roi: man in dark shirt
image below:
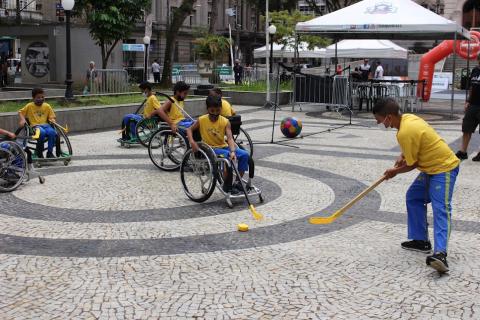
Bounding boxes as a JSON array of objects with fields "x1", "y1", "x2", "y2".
[
  {"x1": 456, "y1": 53, "x2": 480, "y2": 162},
  {"x1": 233, "y1": 60, "x2": 243, "y2": 85}
]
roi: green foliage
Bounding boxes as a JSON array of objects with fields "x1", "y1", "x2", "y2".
[
  {"x1": 222, "y1": 80, "x2": 292, "y2": 92},
  {"x1": 194, "y1": 34, "x2": 231, "y2": 61},
  {"x1": 267, "y1": 10, "x2": 331, "y2": 49},
  {"x1": 74, "y1": 0, "x2": 151, "y2": 68}
]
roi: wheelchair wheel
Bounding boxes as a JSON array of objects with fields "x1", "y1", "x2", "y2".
[
  {"x1": 136, "y1": 118, "x2": 162, "y2": 147},
  {"x1": 180, "y1": 143, "x2": 217, "y2": 203},
  {"x1": 54, "y1": 125, "x2": 73, "y2": 158},
  {"x1": 148, "y1": 129, "x2": 188, "y2": 171},
  {"x1": 0, "y1": 141, "x2": 27, "y2": 192},
  {"x1": 233, "y1": 127, "x2": 253, "y2": 157}
]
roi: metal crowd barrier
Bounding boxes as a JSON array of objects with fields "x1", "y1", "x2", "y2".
[{"x1": 89, "y1": 69, "x2": 129, "y2": 94}]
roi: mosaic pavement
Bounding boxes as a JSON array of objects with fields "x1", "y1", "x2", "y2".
[{"x1": 1, "y1": 104, "x2": 479, "y2": 319}]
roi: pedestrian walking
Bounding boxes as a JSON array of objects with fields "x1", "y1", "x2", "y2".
[{"x1": 152, "y1": 59, "x2": 161, "y2": 83}]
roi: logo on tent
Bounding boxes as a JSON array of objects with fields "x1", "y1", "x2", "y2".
[{"x1": 365, "y1": 1, "x2": 398, "y2": 14}]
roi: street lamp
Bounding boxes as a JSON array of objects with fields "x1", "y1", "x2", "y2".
[
  {"x1": 62, "y1": 0, "x2": 75, "y2": 99},
  {"x1": 268, "y1": 24, "x2": 277, "y2": 75},
  {"x1": 143, "y1": 35, "x2": 150, "y2": 82}
]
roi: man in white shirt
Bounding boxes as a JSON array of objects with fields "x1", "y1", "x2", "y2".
[
  {"x1": 359, "y1": 58, "x2": 371, "y2": 81},
  {"x1": 151, "y1": 59, "x2": 161, "y2": 83},
  {"x1": 374, "y1": 61, "x2": 384, "y2": 79}
]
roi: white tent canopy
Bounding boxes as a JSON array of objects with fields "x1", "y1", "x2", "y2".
[
  {"x1": 325, "y1": 39, "x2": 408, "y2": 59},
  {"x1": 254, "y1": 42, "x2": 326, "y2": 59},
  {"x1": 295, "y1": 0, "x2": 469, "y2": 40}
]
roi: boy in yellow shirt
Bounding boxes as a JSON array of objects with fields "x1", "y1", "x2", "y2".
[
  {"x1": 373, "y1": 98, "x2": 460, "y2": 273},
  {"x1": 18, "y1": 88, "x2": 56, "y2": 158},
  {"x1": 149, "y1": 81, "x2": 194, "y2": 132},
  {"x1": 186, "y1": 95, "x2": 249, "y2": 194},
  {"x1": 121, "y1": 81, "x2": 161, "y2": 142},
  {"x1": 209, "y1": 88, "x2": 236, "y2": 117}
]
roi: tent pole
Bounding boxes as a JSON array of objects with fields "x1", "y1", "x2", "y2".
[{"x1": 451, "y1": 32, "x2": 457, "y2": 119}]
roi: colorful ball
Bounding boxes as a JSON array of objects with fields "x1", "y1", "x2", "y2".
[{"x1": 280, "y1": 117, "x2": 302, "y2": 138}]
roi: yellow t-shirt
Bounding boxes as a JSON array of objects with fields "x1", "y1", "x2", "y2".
[
  {"x1": 198, "y1": 114, "x2": 229, "y2": 148},
  {"x1": 19, "y1": 102, "x2": 56, "y2": 127},
  {"x1": 143, "y1": 95, "x2": 161, "y2": 117},
  {"x1": 167, "y1": 97, "x2": 185, "y2": 124},
  {"x1": 397, "y1": 114, "x2": 459, "y2": 175},
  {"x1": 220, "y1": 99, "x2": 235, "y2": 117}
]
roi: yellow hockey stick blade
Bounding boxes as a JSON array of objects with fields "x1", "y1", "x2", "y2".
[
  {"x1": 249, "y1": 204, "x2": 263, "y2": 221},
  {"x1": 32, "y1": 128, "x2": 41, "y2": 140},
  {"x1": 309, "y1": 214, "x2": 339, "y2": 225}
]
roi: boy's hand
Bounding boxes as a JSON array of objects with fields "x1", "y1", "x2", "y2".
[
  {"x1": 191, "y1": 141, "x2": 199, "y2": 153},
  {"x1": 383, "y1": 168, "x2": 398, "y2": 180},
  {"x1": 7, "y1": 132, "x2": 16, "y2": 139},
  {"x1": 229, "y1": 150, "x2": 237, "y2": 161},
  {"x1": 394, "y1": 155, "x2": 406, "y2": 168},
  {"x1": 170, "y1": 123, "x2": 177, "y2": 133}
]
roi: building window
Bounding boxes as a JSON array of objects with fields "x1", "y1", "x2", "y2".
[
  {"x1": 189, "y1": 10, "x2": 196, "y2": 26},
  {"x1": 250, "y1": 13, "x2": 256, "y2": 30}
]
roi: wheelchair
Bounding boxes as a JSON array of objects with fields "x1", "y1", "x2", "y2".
[
  {"x1": 17, "y1": 121, "x2": 72, "y2": 167},
  {"x1": 179, "y1": 141, "x2": 263, "y2": 208},
  {"x1": 146, "y1": 93, "x2": 255, "y2": 172},
  {"x1": 118, "y1": 95, "x2": 165, "y2": 148},
  {"x1": 0, "y1": 129, "x2": 45, "y2": 192}
]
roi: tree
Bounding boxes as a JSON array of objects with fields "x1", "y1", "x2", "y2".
[
  {"x1": 194, "y1": 34, "x2": 231, "y2": 83},
  {"x1": 160, "y1": 0, "x2": 196, "y2": 87},
  {"x1": 74, "y1": 0, "x2": 151, "y2": 69},
  {"x1": 208, "y1": 0, "x2": 218, "y2": 34},
  {"x1": 268, "y1": 10, "x2": 330, "y2": 49}
]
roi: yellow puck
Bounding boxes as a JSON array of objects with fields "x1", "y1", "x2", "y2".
[{"x1": 237, "y1": 223, "x2": 249, "y2": 232}]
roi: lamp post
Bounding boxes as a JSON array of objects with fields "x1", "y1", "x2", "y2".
[
  {"x1": 143, "y1": 35, "x2": 150, "y2": 82},
  {"x1": 62, "y1": 0, "x2": 75, "y2": 99},
  {"x1": 268, "y1": 24, "x2": 276, "y2": 75}
]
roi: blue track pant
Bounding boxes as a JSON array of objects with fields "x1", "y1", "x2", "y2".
[
  {"x1": 122, "y1": 114, "x2": 143, "y2": 139},
  {"x1": 406, "y1": 166, "x2": 459, "y2": 253},
  {"x1": 36, "y1": 124, "x2": 56, "y2": 153},
  {"x1": 214, "y1": 147, "x2": 249, "y2": 172}
]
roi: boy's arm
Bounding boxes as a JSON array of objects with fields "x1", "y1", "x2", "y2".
[
  {"x1": 151, "y1": 101, "x2": 176, "y2": 131},
  {"x1": 0, "y1": 128, "x2": 15, "y2": 139},
  {"x1": 48, "y1": 106, "x2": 56, "y2": 123},
  {"x1": 384, "y1": 162, "x2": 417, "y2": 180},
  {"x1": 18, "y1": 107, "x2": 27, "y2": 127},
  {"x1": 186, "y1": 121, "x2": 200, "y2": 152},
  {"x1": 225, "y1": 122, "x2": 237, "y2": 161}
]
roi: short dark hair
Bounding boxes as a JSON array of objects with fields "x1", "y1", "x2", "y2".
[
  {"x1": 173, "y1": 81, "x2": 190, "y2": 94},
  {"x1": 210, "y1": 88, "x2": 223, "y2": 96},
  {"x1": 372, "y1": 98, "x2": 400, "y2": 116},
  {"x1": 139, "y1": 81, "x2": 153, "y2": 91},
  {"x1": 32, "y1": 88, "x2": 44, "y2": 98},
  {"x1": 206, "y1": 95, "x2": 222, "y2": 109}
]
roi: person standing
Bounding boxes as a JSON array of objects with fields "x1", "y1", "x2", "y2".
[
  {"x1": 233, "y1": 60, "x2": 243, "y2": 85},
  {"x1": 151, "y1": 59, "x2": 161, "y2": 83},
  {"x1": 359, "y1": 59, "x2": 371, "y2": 81},
  {"x1": 455, "y1": 53, "x2": 480, "y2": 161},
  {"x1": 374, "y1": 61, "x2": 384, "y2": 79},
  {"x1": 84, "y1": 61, "x2": 97, "y2": 95},
  {"x1": 373, "y1": 98, "x2": 460, "y2": 273}
]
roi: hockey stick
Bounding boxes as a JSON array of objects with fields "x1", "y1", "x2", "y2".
[
  {"x1": 231, "y1": 160, "x2": 263, "y2": 221},
  {"x1": 309, "y1": 176, "x2": 386, "y2": 224}
]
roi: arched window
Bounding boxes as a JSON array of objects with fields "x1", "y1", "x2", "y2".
[{"x1": 463, "y1": 0, "x2": 480, "y2": 29}]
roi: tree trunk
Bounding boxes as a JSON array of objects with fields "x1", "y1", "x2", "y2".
[
  {"x1": 209, "y1": 0, "x2": 218, "y2": 34},
  {"x1": 160, "y1": 0, "x2": 196, "y2": 88}
]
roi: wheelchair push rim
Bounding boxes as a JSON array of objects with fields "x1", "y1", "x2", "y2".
[
  {"x1": 136, "y1": 118, "x2": 163, "y2": 148},
  {"x1": 0, "y1": 141, "x2": 27, "y2": 192},
  {"x1": 233, "y1": 127, "x2": 253, "y2": 157},
  {"x1": 148, "y1": 129, "x2": 188, "y2": 171},
  {"x1": 180, "y1": 145, "x2": 217, "y2": 203}
]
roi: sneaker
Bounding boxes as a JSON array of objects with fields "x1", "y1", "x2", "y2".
[
  {"x1": 46, "y1": 152, "x2": 55, "y2": 159},
  {"x1": 472, "y1": 152, "x2": 480, "y2": 162},
  {"x1": 426, "y1": 252, "x2": 449, "y2": 273},
  {"x1": 401, "y1": 240, "x2": 432, "y2": 253},
  {"x1": 455, "y1": 151, "x2": 468, "y2": 160}
]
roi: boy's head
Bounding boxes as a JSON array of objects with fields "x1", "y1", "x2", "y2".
[
  {"x1": 372, "y1": 98, "x2": 400, "y2": 128},
  {"x1": 139, "y1": 81, "x2": 153, "y2": 95},
  {"x1": 206, "y1": 95, "x2": 222, "y2": 120},
  {"x1": 173, "y1": 81, "x2": 190, "y2": 101},
  {"x1": 209, "y1": 88, "x2": 223, "y2": 98},
  {"x1": 32, "y1": 88, "x2": 45, "y2": 106}
]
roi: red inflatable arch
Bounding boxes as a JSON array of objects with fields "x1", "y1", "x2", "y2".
[{"x1": 417, "y1": 30, "x2": 480, "y2": 101}]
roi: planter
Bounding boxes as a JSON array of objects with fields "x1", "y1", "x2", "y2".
[
  {"x1": 0, "y1": 98, "x2": 209, "y2": 133},
  {"x1": 221, "y1": 90, "x2": 292, "y2": 106}
]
